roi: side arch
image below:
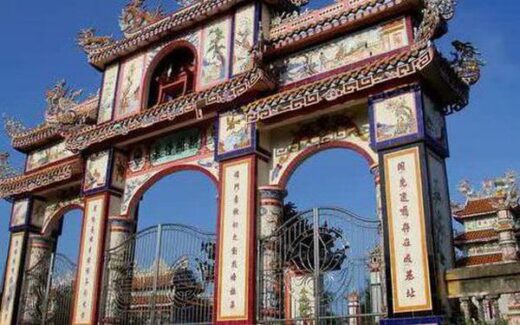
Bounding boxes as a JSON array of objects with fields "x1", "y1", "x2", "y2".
[
  {"x1": 124, "y1": 164, "x2": 219, "y2": 219},
  {"x1": 277, "y1": 140, "x2": 378, "y2": 189},
  {"x1": 41, "y1": 203, "x2": 84, "y2": 237}
]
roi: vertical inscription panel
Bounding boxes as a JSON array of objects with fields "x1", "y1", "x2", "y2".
[
  {"x1": 0, "y1": 232, "x2": 25, "y2": 325},
  {"x1": 383, "y1": 147, "x2": 432, "y2": 313},
  {"x1": 72, "y1": 196, "x2": 106, "y2": 324},
  {"x1": 217, "y1": 157, "x2": 254, "y2": 321}
]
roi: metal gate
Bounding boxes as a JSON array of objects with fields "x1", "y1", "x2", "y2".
[
  {"x1": 258, "y1": 207, "x2": 384, "y2": 324},
  {"x1": 99, "y1": 224, "x2": 216, "y2": 324},
  {"x1": 18, "y1": 253, "x2": 77, "y2": 325}
]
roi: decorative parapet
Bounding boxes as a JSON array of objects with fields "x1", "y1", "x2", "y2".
[
  {"x1": 0, "y1": 158, "x2": 83, "y2": 199},
  {"x1": 65, "y1": 67, "x2": 275, "y2": 152}
]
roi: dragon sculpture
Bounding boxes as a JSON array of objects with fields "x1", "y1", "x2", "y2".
[
  {"x1": 119, "y1": 0, "x2": 164, "y2": 36},
  {"x1": 77, "y1": 28, "x2": 113, "y2": 54},
  {"x1": 450, "y1": 40, "x2": 486, "y2": 86},
  {"x1": 44, "y1": 80, "x2": 84, "y2": 126}
]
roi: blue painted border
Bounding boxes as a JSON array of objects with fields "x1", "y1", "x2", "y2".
[{"x1": 380, "y1": 316, "x2": 443, "y2": 325}]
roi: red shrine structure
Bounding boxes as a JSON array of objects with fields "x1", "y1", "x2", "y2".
[{"x1": 0, "y1": 0, "x2": 484, "y2": 324}]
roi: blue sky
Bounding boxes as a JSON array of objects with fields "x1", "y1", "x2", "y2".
[{"x1": 0, "y1": 1, "x2": 519, "y2": 277}]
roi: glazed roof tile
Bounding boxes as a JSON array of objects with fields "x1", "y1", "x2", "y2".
[
  {"x1": 454, "y1": 197, "x2": 500, "y2": 219},
  {"x1": 456, "y1": 253, "x2": 503, "y2": 267},
  {"x1": 454, "y1": 229, "x2": 498, "y2": 244}
]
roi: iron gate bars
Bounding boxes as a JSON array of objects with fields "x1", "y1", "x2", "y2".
[
  {"x1": 99, "y1": 224, "x2": 216, "y2": 324},
  {"x1": 258, "y1": 207, "x2": 385, "y2": 324},
  {"x1": 18, "y1": 253, "x2": 77, "y2": 325}
]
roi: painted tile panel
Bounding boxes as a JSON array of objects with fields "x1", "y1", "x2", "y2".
[
  {"x1": 10, "y1": 199, "x2": 29, "y2": 228},
  {"x1": 98, "y1": 64, "x2": 119, "y2": 123},
  {"x1": 115, "y1": 54, "x2": 146, "y2": 119},
  {"x1": 83, "y1": 150, "x2": 111, "y2": 192},
  {"x1": 232, "y1": 4, "x2": 256, "y2": 75},
  {"x1": 200, "y1": 18, "x2": 231, "y2": 88},
  {"x1": 383, "y1": 147, "x2": 432, "y2": 313},
  {"x1": 26, "y1": 142, "x2": 74, "y2": 171},
  {"x1": 373, "y1": 91, "x2": 418, "y2": 144},
  {"x1": 277, "y1": 18, "x2": 409, "y2": 85},
  {"x1": 72, "y1": 196, "x2": 106, "y2": 324},
  {"x1": 0, "y1": 233, "x2": 25, "y2": 324},
  {"x1": 217, "y1": 158, "x2": 252, "y2": 321},
  {"x1": 217, "y1": 110, "x2": 253, "y2": 158}
]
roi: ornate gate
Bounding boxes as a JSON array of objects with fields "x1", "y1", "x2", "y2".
[
  {"x1": 99, "y1": 224, "x2": 216, "y2": 324},
  {"x1": 18, "y1": 253, "x2": 77, "y2": 325},
  {"x1": 258, "y1": 207, "x2": 384, "y2": 324}
]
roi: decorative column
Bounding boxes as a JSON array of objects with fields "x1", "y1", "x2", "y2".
[
  {"x1": 17, "y1": 234, "x2": 55, "y2": 324},
  {"x1": 368, "y1": 245, "x2": 384, "y2": 319},
  {"x1": 370, "y1": 84, "x2": 455, "y2": 324},
  {"x1": 458, "y1": 297, "x2": 471, "y2": 321},
  {"x1": 496, "y1": 209, "x2": 519, "y2": 262},
  {"x1": 71, "y1": 149, "x2": 127, "y2": 325},
  {"x1": 475, "y1": 296, "x2": 486, "y2": 322},
  {"x1": 508, "y1": 293, "x2": 520, "y2": 324},
  {"x1": 347, "y1": 292, "x2": 361, "y2": 325},
  {"x1": 0, "y1": 196, "x2": 52, "y2": 325},
  {"x1": 100, "y1": 216, "x2": 135, "y2": 324},
  {"x1": 214, "y1": 109, "x2": 264, "y2": 324},
  {"x1": 258, "y1": 186, "x2": 286, "y2": 319},
  {"x1": 486, "y1": 294, "x2": 501, "y2": 321}
]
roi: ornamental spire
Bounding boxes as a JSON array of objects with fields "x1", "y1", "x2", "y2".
[{"x1": 3, "y1": 114, "x2": 27, "y2": 139}]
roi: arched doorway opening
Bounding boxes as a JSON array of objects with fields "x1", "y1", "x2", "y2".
[
  {"x1": 100, "y1": 168, "x2": 218, "y2": 324},
  {"x1": 144, "y1": 43, "x2": 197, "y2": 109},
  {"x1": 19, "y1": 206, "x2": 84, "y2": 324},
  {"x1": 258, "y1": 148, "x2": 385, "y2": 324}
]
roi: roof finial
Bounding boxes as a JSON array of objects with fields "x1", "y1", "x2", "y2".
[
  {"x1": 77, "y1": 28, "x2": 113, "y2": 54},
  {"x1": 119, "y1": 0, "x2": 164, "y2": 36},
  {"x1": 450, "y1": 40, "x2": 485, "y2": 86},
  {"x1": 2, "y1": 114, "x2": 27, "y2": 139},
  {"x1": 0, "y1": 152, "x2": 19, "y2": 179}
]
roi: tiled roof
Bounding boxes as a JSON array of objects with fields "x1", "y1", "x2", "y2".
[
  {"x1": 456, "y1": 253, "x2": 503, "y2": 267},
  {"x1": 454, "y1": 197, "x2": 500, "y2": 219},
  {"x1": 454, "y1": 229, "x2": 497, "y2": 244}
]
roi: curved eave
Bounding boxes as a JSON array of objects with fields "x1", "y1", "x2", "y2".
[
  {"x1": 10, "y1": 125, "x2": 63, "y2": 153},
  {"x1": 245, "y1": 44, "x2": 469, "y2": 123},
  {"x1": 266, "y1": 0, "x2": 421, "y2": 58},
  {"x1": 65, "y1": 68, "x2": 275, "y2": 152},
  {"x1": 0, "y1": 158, "x2": 83, "y2": 200},
  {"x1": 10, "y1": 96, "x2": 100, "y2": 153}
]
